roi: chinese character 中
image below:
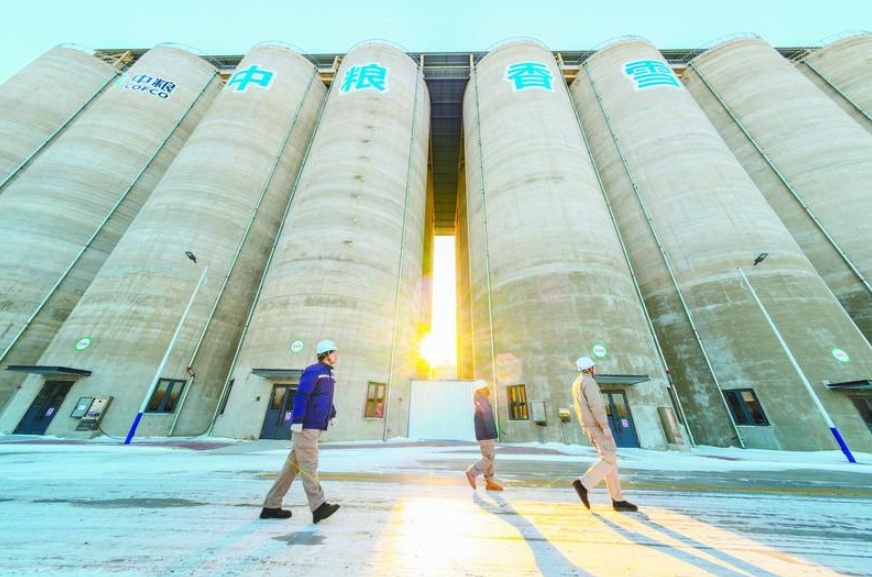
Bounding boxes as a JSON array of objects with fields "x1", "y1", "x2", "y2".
[
  {"x1": 227, "y1": 65, "x2": 275, "y2": 92},
  {"x1": 340, "y1": 63, "x2": 389, "y2": 93},
  {"x1": 505, "y1": 61, "x2": 554, "y2": 91},
  {"x1": 623, "y1": 60, "x2": 680, "y2": 89}
]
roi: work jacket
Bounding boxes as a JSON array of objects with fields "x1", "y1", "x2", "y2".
[{"x1": 292, "y1": 361, "x2": 337, "y2": 430}]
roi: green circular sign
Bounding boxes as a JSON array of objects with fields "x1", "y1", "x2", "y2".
[
  {"x1": 591, "y1": 343, "x2": 608, "y2": 358},
  {"x1": 75, "y1": 337, "x2": 92, "y2": 351},
  {"x1": 832, "y1": 348, "x2": 850, "y2": 363},
  {"x1": 290, "y1": 339, "x2": 305, "y2": 354}
]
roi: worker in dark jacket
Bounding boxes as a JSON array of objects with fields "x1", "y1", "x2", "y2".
[
  {"x1": 465, "y1": 380, "x2": 503, "y2": 491},
  {"x1": 260, "y1": 339, "x2": 340, "y2": 524}
]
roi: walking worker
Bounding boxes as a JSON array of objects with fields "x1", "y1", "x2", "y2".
[
  {"x1": 465, "y1": 380, "x2": 503, "y2": 491},
  {"x1": 570, "y1": 356, "x2": 638, "y2": 512},
  {"x1": 259, "y1": 339, "x2": 341, "y2": 524}
]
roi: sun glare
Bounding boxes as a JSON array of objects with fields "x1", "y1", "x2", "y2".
[{"x1": 421, "y1": 236, "x2": 457, "y2": 370}]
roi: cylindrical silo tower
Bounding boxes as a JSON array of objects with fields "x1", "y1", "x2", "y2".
[
  {"x1": 212, "y1": 41, "x2": 430, "y2": 442},
  {"x1": 463, "y1": 38, "x2": 678, "y2": 448},
  {"x1": 796, "y1": 33, "x2": 872, "y2": 135},
  {"x1": 0, "y1": 45, "x2": 221, "y2": 432},
  {"x1": 5, "y1": 44, "x2": 327, "y2": 440},
  {"x1": 570, "y1": 37, "x2": 872, "y2": 452},
  {"x1": 0, "y1": 45, "x2": 118, "y2": 193},
  {"x1": 683, "y1": 37, "x2": 872, "y2": 344}
]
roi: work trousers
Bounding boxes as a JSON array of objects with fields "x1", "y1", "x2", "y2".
[
  {"x1": 263, "y1": 428, "x2": 325, "y2": 512},
  {"x1": 469, "y1": 438, "x2": 496, "y2": 480},
  {"x1": 580, "y1": 426, "x2": 624, "y2": 501}
]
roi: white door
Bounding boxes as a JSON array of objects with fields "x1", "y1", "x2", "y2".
[{"x1": 408, "y1": 380, "x2": 479, "y2": 441}]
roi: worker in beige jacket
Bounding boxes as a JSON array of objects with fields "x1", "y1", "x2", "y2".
[{"x1": 570, "y1": 356, "x2": 638, "y2": 512}]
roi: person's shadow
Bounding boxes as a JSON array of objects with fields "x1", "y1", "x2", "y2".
[
  {"x1": 593, "y1": 512, "x2": 782, "y2": 577},
  {"x1": 472, "y1": 492, "x2": 597, "y2": 577}
]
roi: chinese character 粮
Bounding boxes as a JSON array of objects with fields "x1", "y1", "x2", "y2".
[{"x1": 340, "y1": 63, "x2": 389, "y2": 93}]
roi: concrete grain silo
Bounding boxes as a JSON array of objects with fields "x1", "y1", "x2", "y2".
[
  {"x1": 0, "y1": 45, "x2": 221, "y2": 430},
  {"x1": 796, "y1": 33, "x2": 872, "y2": 135},
  {"x1": 463, "y1": 39, "x2": 679, "y2": 449},
  {"x1": 2, "y1": 44, "x2": 326, "y2": 440},
  {"x1": 683, "y1": 37, "x2": 872, "y2": 344},
  {"x1": 570, "y1": 37, "x2": 872, "y2": 452},
  {"x1": 0, "y1": 45, "x2": 118, "y2": 193},
  {"x1": 212, "y1": 41, "x2": 430, "y2": 441}
]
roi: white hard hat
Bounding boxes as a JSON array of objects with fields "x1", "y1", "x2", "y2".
[
  {"x1": 576, "y1": 356, "x2": 595, "y2": 371},
  {"x1": 316, "y1": 339, "x2": 338, "y2": 355},
  {"x1": 474, "y1": 380, "x2": 488, "y2": 388}
]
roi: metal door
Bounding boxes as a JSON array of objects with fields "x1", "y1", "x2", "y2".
[
  {"x1": 602, "y1": 390, "x2": 639, "y2": 448},
  {"x1": 260, "y1": 384, "x2": 297, "y2": 440},
  {"x1": 14, "y1": 381, "x2": 73, "y2": 435}
]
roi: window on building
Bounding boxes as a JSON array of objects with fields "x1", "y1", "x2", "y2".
[
  {"x1": 723, "y1": 389, "x2": 769, "y2": 426},
  {"x1": 364, "y1": 382, "x2": 385, "y2": 418},
  {"x1": 507, "y1": 384, "x2": 528, "y2": 420},
  {"x1": 146, "y1": 379, "x2": 186, "y2": 414}
]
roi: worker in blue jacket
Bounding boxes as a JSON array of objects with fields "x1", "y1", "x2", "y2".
[
  {"x1": 465, "y1": 380, "x2": 503, "y2": 491},
  {"x1": 260, "y1": 339, "x2": 340, "y2": 524}
]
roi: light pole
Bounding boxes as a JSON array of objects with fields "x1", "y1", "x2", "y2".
[
  {"x1": 124, "y1": 252, "x2": 207, "y2": 445},
  {"x1": 738, "y1": 253, "x2": 855, "y2": 463}
]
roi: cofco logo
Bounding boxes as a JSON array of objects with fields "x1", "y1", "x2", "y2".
[{"x1": 120, "y1": 73, "x2": 177, "y2": 99}]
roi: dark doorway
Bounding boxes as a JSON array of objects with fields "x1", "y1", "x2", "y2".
[
  {"x1": 601, "y1": 390, "x2": 639, "y2": 448},
  {"x1": 260, "y1": 384, "x2": 297, "y2": 440},
  {"x1": 14, "y1": 380, "x2": 73, "y2": 435}
]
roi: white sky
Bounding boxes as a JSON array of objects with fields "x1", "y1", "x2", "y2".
[
  {"x1": 2, "y1": 436, "x2": 871, "y2": 576},
  {"x1": 1, "y1": 0, "x2": 870, "y2": 85}
]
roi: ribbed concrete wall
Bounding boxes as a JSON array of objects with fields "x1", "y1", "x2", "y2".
[
  {"x1": 5, "y1": 44, "x2": 326, "y2": 439},
  {"x1": 571, "y1": 38, "x2": 872, "y2": 452},
  {"x1": 0, "y1": 46, "x2": 221, "y2": 430},
  {"x1": 798, "y1": 34, "x2": 872, "y2": 135},
  {"x1": 683, "y1": 37, "x2": 872, "y2": 345},
  {"x1": 0, "y1": 46, "x2": 117, "y2": 193},
  {"x1": 214, "y1": 41, "x2": 430, "y2": 441},
  {"x1": 463, "y1": 39, "x2": 674, "y2": 448}
]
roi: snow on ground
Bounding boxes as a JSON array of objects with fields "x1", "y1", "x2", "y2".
[{"x1": 1, "y1": 435, "x2": 870, "y2": 577}]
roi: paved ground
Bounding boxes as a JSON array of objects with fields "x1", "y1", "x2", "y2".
[{"x1": 1, "y1": 437, "x2": 870, "y2": 576}]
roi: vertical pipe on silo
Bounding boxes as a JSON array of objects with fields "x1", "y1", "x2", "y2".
[
  {"x1": 687, "y1": 60, "x2": 872, "y2": 299},
  {"x1": 0, "y1": 72, "x2": 218, "y2": 368},
  {"x1": 383, "y1": 55, "x2": 426, "y2": 440},
  {"x1": 0, "y1": 74, "x2": 118, "y2": 191},
  {"x1": 565, "y1": 61, "x2": 695, "y2": 446},
  {"x1": 205, "y1": 72, "x2": 333, "y2": 436},
  {"x1": 467, "y1": 55, "x2": 500, "y2": 432},
  {"x1": 578, "y1": 60, "x2": 742, "y2": 447},
  {"x1": 169, "y1": 66, "x2": 323, "y2": 435}
]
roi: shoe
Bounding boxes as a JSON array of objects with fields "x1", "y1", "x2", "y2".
[
  {"x1": 259, "y1": 507, "x2": 292, "y2": 519},
  {"x1": 312, "y1": 502, "x2": 340, "y2": 524},
  {"x1": 612, "y1": 500, "x2": 638, "y2": 512},
  {"x1": 571, "y1": 479, "x2": 590, "y2": 510},
  {"x1": 485, "y1": 480, "x2": 503, "y2": 491},
  {"x1": 465, "y1": 469, "x2": 477, "y2": 490}
]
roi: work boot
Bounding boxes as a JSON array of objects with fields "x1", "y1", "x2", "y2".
[
  {"x1": 485, "y1": 480, "x2": 503, "y2": 491},
  {"x1": 465, "y1": 469, "x2": 477, "y2": 490},
  {"x1": 259, "y1": 507, "x2": 292, "y2": 519},
  {"x1": 571, "y1": 479, "x2": 590, "y2": 510},
  {"x1": 612, "y1": 500, "x2": 638, "y2": 512},
  {"x1": 312, "y1": 502, "x2": 340, "y2": 524}
]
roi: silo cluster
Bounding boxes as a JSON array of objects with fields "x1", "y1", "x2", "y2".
[
  {"x1": 0, "y1": 35, "x2": 870, "y2": 454},
  {"x1": 0, "y1": 45, "x2": 221, "y2": 428}
]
